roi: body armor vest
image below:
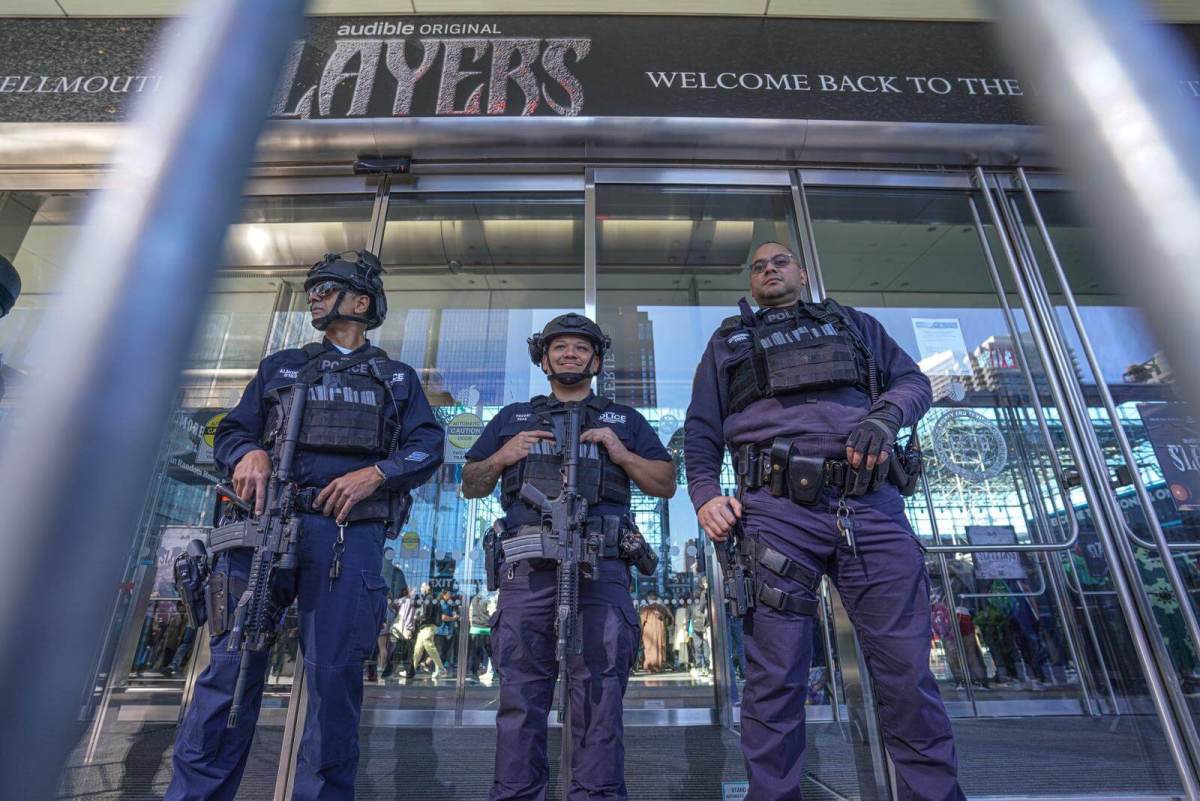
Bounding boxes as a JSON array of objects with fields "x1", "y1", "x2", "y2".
[
  {"x1": 500, "y1": 395, "x2": 632, "y2": 509},
  {"x1": 725, "y1": 298, "x2": 876, "y2": 414},
  {"x1": 263, "y1": 343, "x2": 397, "y2": 457}
]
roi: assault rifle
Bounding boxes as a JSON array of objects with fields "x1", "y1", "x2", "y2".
[
  {"x1": 224, "y1": 381, "x2": 306, "y2": 728},
  {"x1": 518, "y1": 401, "x2": 595, "y2": 790}
]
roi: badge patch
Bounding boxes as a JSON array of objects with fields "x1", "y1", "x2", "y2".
[
  {"x1": 277, "y1": 367, "x2": 299, "y2": 379},
  {"x1": 726, "y1": 332, "x2": 751, "y2": 346},
  {"x1": 598, "y1": 410, "x2": 626, "y2": 425},
  {"x1": 514, "y1": 413, "x2": 532, "y2": 422},
  {"x1": 405, "y1": 451, "x2": 429, "y2": 462}
]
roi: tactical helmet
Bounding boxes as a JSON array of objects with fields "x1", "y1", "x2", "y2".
[
  {"x1": 304, "y1": 250, "x2": 387, "y2": 331},
  {"x1": 0, "y1": 255, "x2": 20, "y2": 318},
  {"x1": 527, "y1": 313, "x2": 610, "y2": 385}
]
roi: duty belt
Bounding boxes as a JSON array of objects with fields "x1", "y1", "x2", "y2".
[
  {"x1": 735, "y1": 438, "x2": 886, "y2": 504},
  {"x1": 501, "y1": 515, "x2": 628, "y2": 563},
  {"x1": 209, "y1": 488, "x2": 392, "y2": 555},
  {"x1": 737, "y1": 535, "x2": 821, "y2": 616},
  {"x1": 295, "y1": 487, "x2": 393, "y2": 522}
]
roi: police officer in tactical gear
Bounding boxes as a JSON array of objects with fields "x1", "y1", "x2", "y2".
[
  {"x1": 462, "y1": 313, "x2": 675, "y2": 801},
  {"x1": 684, "y1": 242, "x2": 965, "y2": 801},
  {"x1": 166, "y1": 250, "x2": 444, "y2": 801}
]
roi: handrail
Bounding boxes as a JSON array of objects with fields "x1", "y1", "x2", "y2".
[
  {"x1": 1013, "y1": 170, "x2": 1200, "y2": 554},
  {"x1": 920, "y1": 193, "x2": 1082, "y2": 555},
  {"x1": 976, "y1": 163, "x2": 1200, "y2": 796}
]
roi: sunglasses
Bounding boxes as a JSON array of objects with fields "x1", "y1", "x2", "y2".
[{"x1": 307, "y1": 280, "x2": 346, "y2": 301}]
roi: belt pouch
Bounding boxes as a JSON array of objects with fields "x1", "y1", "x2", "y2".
[
  {"x1": 768, "y1": 440, "x2": 790, "y2": 497},
  {"x1": 786, "y1": 452, "x2": 826, "y2": 505}
]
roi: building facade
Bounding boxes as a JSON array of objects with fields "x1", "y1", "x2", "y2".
[{"x1": 3, "y1": 4, "x2": 1200, "y2": 799}]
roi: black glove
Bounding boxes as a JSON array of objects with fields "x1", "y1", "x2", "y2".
[{"x1": 846, "y1": 402, "x2": 903, "y2": 471}]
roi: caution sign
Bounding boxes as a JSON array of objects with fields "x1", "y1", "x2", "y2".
[
  {"x1": 202, "y1": 412, "x2": 227, "y2": 448},
  {"x1": 196, "y1": 410, "x2": 227, "y2": 465},
  {"x1": 444, "y1": 412, "x2": 484, "y2": 465}
]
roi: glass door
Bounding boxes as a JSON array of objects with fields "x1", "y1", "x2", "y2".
[
  {"x1": 999, "y1": 171, "x2": 1200, "y2": 787},
  {"x1": 798, "y1": 172, "x2": 1187, "y2": 800},
  {"x1": 591, "y1": 169, "x2": 855, "y2": 797}
]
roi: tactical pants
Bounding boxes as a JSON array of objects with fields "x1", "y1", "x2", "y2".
[
  {"x1": 489, "y1": 559, "x2": 639, "y2": 801},
  {"x1": 165, "y1": 514, "x2": 387, "y2": 801},
  {"x1": 739, "y1": 487, "x2": 965, "y2": 801}
]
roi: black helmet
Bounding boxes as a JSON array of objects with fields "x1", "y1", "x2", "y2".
[
  {"x1": 304, "y1": 250, "x2": 387, "y2": 331},
  {"x1": 0, "y1": 255, "x2": 20, "y2": 318},
  {"x1": 527, "y1": 313, "x2": 610, "y2": 386}
]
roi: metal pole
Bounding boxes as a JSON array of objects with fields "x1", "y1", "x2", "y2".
[
  {"x1": 976, "y1": 168, "x2": 1200, "y2": 796},
  {"x1": 0, "y1": 2, "x2": 307, "y2": 798},
  {"x1": 986, "y1": 0, "x2": 1200, "y2": 437},
  {"x1": 584, "y1": 168, "x2": 597, "y2": 320}
]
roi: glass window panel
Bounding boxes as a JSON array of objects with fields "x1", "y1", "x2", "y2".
[{"x1": 808, "y1": 184, "x2": 1181, "y2": 799}]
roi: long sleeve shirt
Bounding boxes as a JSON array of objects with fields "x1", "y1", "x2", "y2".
[
  {"x1": 683, "y1": 300, "x2": 932, "y2": 512},
  {"x1": 213, "y1": 338, "x2": 444, "y2": 493}
]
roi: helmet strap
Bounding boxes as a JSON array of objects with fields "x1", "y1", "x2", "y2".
[{"x1": 544, "y1": 353, "x2": 600, "y2": 386}]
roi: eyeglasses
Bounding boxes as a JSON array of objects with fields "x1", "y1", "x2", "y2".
[
  {"x1": 750, "y1": 253, "x2": 796, "y2": 274},
  {"x1": 306, "y1": 280, "x2": 346, "y2": 301}
]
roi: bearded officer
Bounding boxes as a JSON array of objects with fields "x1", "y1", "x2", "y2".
[
  {"x1": 684, "y1": 241, "x2": 964, "y2": 801},
  {"x1": 166, "y1": 250, "x2": 444, "y2": 801},
  {"x1": 461, "y1": 314, "x2": 675, "y2": 801}
]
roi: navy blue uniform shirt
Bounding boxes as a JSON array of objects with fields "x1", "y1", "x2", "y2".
[
  {"x1": 213, "y1": 339, "x2": 445, "y2": 492},
  {"x1": 465, "y1": 394, "x2": 671, "y2": 528},
  {"x1": 683, "y1": 300, "x2": 932, "y2": 512}
]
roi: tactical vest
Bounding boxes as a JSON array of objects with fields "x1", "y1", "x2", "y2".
[
  {"x1": 724, "y1": 298, "x2": 877, "y2": 414},
  {"x1": 500, "y1": 395, "x2": 632, "y2": 509},
  {"x1": 263, "y1": 343, "x2": 397, "y2": 457}
]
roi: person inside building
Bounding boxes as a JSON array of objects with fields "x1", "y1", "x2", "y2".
[
  {"x1": 461, "y1": 313, "x2": 676, "y2": 801},
  {"x1": 412, "y1": 582, "x2": 445, "y2": 679},
  {"x1": 389, "y1": 587, "x2": 417, "y2": 682},
  {"x1": 468, "y1": 584, "x2": 494, "y2": 680},
  {"x1": 381, "y1": 545, "x2": 408, "y2": 598},
  {"x1": 165, "y1": 250, "x2": 445, "y2": 801},
  {"x1": 684, "y1": 240, "x2": 965, "y2": 801},
  {"x1": 639, "y1": 590, "x2": 671, "y2": 673}
]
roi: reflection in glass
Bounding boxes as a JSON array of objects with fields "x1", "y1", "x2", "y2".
[
  {"x1": 806, "y1": 185, "x2": 1180, "y2": 798},
  {"x1": 596, "y1": 184, "x2": 802, "y2": 713},
  {"x1": 1017, "y1": 192, "x2": 1200, "y2": 695}
]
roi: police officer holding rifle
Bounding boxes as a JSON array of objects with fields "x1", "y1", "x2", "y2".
[
  {"x1": 166, "y1": 250, "x2": 444, "y2": 801},
  {"x1": 462, "y1": 314, "x2": 674, "y2": 801}
]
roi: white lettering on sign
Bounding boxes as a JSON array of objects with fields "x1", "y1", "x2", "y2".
[
  {"x1": 644, "y1": 69, "x2": 1029, "y2": 99},
  {"x1": 645, "y1": 71, "x2": 812, "y2": 92},
  {"x1": 0, "y1": 74, "x2": 162, "y2": 95}
]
